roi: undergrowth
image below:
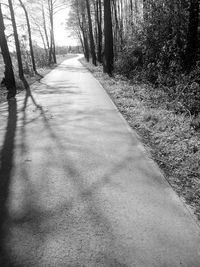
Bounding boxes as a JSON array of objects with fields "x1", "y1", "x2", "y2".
[{"x1": 80, "y1": 58, "x2": 200, "y2": 222}]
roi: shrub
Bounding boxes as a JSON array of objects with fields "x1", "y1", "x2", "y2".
[{"x1": 115, "y1": 0, "x2": 188, "y2": 86}]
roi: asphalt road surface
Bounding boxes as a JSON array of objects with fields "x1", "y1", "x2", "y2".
[{"x1": 0, "y1": 55, "x2": 200, "y2": 267}]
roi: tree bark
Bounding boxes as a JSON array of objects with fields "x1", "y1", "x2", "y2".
[
  {"x1": 81, "y1": 12, "x2": 90, "y2": 62},
  {"x1": 185, "y1": 0, "x2": 199, "y2": 70},
  {"x1": 85, "y1": 0, "x2": 97, "y2": 66},
  {"x1": 48, "y1": 0, "x2": 57, "y2": 64},
  {"x1": 8, "y1": 0, "x2": 29, "y2": 89},
  {"x1": 83, "y1": 31, "x2": 90, "y2": 61},
  {"x1": 96, "y1": 0, "x2": 102, "y2": 62},
  {"x1": 0, "y1": 4, "x2": 16, "y2": 99},
  {"x1": 76, "y1": 2, "x2": 90, "y2": 61},
  {"x1": 103, "y1": 0, "x2": 114, "y2": 75}
]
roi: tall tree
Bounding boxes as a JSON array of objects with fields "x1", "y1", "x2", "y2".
[
  {"x1": 47, "y1": 0, "x2": 67, "y2": 64},
  {"x1": 19, "y1": 0, "x2": 38, "y2": 75},
  {"x1": 103, "y1": 0, "x2": 114, "y2": 75},
  {"x1": 80, "y1": 11, "x2": 90, "y2": 61},
  {"x1": 8, "y1": 0, "x2": 29, "y2": 89},
  {"x1": 48, "y1": 0, "x2": 57, "y2": 64},
  {"x1": 85, "y1": 0, "x2": 97, "y2": 66},
  {"x1": 0, "y1": 3, "x2": 16, "y2": 99},
  {"x1": 68, "y1": 0, "x2": 90, "y2": 61},
  {"x1": 96, "y1": 0, "x2": 103, "y2": 62}
]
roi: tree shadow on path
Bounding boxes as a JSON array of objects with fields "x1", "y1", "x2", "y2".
[
  {"x1": 0, "y1": 86, "x2": 130, "y2": 266},
  {"x1": 0, "y1": 89, "x2": 42, "y2": 267},
  {"x1": 0, "y1": 99, "x2": 17, "y2": 267},
  {"x1": 22, "y1": 86, "x2": 42, "y2": 111}
]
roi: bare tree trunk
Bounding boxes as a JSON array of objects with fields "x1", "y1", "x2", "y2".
[
  {"x1": 8, "y1": 0, "x2": 29, "y2": 89},
  {"x1": 85, "y1": 0, "x2": 97, "y2": 66},
  {"x1": 82, "y1": 10, "x2": 90, "y2": 62},
  {"x1": 185, "y1": 0, "x2": 199, "y2": 71},
  {"x1": 0, "y1": 4, "x2": 16, "y2": 99},
  {"x1": 97, "y1": 0, "x2": 102, "y2": 62},
  {"x1": 83, "y1": 30, "x2": 90, "y2": 61},
  {"x1": 103, "y1": 0, "x2": 114, "y2": 75}
]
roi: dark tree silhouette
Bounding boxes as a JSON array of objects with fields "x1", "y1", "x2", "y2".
[
  {"x1": 0, "y1": 99, "x2": 17, "y2": 266},
  {"x1": 185, "y1": 0, "x2": 199, "y2": 70},
  {"x1": 8, "y1": 0, "x2": 29, "y2": 89},
  {"x1": 96, "y1": 0, "x2": 103, "y2": 63},
  {"x1": 103, "y1": 0, "x2": 114, "y2": 75},
  {"x1": 48, "y1": 0, "x2": 57, "y2": 64},
  {"x1": 0, "y1": 4, "x2": 16, "y2": 99},
  {"x1": 19, "y1": 0, "x2": 38, "y2": 75},
  {"x1": 85, "y1": 0, "x2": 97, "y2": 66}
]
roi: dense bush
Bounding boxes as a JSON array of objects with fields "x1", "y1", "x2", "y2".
[
  {"x1": 33, "y1": 46, "x2": 49, "y2": 68},
  {"x1": 116, "y1": 1, "x2": 188, "y2": 80}
]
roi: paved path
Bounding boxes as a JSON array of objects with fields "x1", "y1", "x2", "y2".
[{"x1": 0, "y1": 55, "x2": 200, "y2": 267}]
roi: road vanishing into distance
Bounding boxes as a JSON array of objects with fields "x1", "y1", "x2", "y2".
[{"x1": 0, "y1": 55, "x2": 200, "y2": 267}]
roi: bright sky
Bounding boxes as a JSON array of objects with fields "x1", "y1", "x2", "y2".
[{"x1": 54, "y1": 9, "x2": 78, "y2": 47}]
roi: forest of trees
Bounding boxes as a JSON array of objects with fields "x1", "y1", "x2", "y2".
[
  {"x1": 68, "y1": 0, "x2": 200, "y2": 116},
  {"x1": 0, "y1": 0, "x2": 68, "y2": 99},
  {"x1": 1, "y1": 0, "x2": 200, "y2": 112}
]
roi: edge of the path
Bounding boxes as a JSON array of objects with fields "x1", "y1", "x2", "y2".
[{"x1": 79, "y1": 56, "x2": 200, "y2": 228}]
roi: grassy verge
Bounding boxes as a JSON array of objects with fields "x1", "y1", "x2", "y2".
[{"x1": 80, "y1": 58, "x2": 200, "y2": 222}]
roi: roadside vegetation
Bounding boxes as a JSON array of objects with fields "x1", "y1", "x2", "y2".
[
  {"x1": 81, "y1": 58, "x2": 200, "y2": 222},
  {"x1": 67, "y1": 0, "x2": 200, "y2": 221}
]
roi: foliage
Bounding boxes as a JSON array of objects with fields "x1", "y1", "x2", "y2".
[
  {"x1": 20, "y1": 36, "x2": 33, "y2": 74},
  {"x1": 33, "y1": 45, "x2": 49, "y2": 67},
  {"x1": 116, "y1": 1, "x2": 188, "y2": 78},
  {"x1": 114, "y1": 0, "x2": 200, "y2": 115}
]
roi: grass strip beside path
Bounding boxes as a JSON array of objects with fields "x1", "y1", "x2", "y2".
[{"x1": 80, "y1": 58, "x2": 200, "y2": 222}]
